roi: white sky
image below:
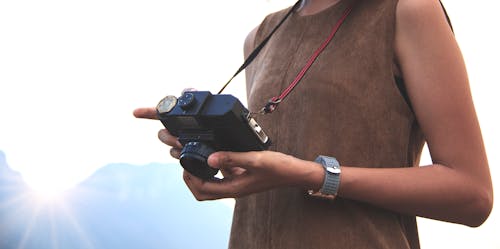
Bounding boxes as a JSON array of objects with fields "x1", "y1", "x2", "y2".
[{"x1": 0, "y1": 0, "x2": 498, "y2": 248}]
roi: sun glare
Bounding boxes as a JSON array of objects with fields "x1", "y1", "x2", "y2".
[{"x1": 27, "y1": 180, "x2": 70, "y2": 202}]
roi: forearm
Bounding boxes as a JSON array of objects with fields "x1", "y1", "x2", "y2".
[{"x1": 302, "y1": 161, "x2": 492, "y2": 227}]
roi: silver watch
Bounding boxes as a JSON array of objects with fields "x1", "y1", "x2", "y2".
[{"x1": 308, "y1": 155, "x2": 341, "y2": 200}]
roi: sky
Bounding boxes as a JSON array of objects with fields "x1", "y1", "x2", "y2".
[{"x1": 0, "y1": 0, "x2": 499, "y2": 248}]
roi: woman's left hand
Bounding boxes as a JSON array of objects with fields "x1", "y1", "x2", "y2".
[{"x1": 182, "y1": 151, "x2": 323, "y2": 201}]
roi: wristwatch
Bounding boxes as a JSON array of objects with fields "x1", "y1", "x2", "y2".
[{"x1": 308, "y1": 155, "x2": 341, "y2": 200}]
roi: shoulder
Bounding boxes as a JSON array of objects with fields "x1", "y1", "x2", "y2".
[
  {"x1": 243, "y1": 5, "x2": 294, "y2": 58},
  {"x1": 396, "y1": 0, "x2": 440, "y2": 12},
  {"x1": 395, "y1": 0, "x2": 450, "y2": 28},
  {"x1": 394, "y1": 0, "x2": 455, "y2": 63},
  {"x1": 244, "y1": 26, "x2": 259, "y2": 59}
]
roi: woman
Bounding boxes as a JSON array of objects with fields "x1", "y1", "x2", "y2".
[{"x1": 134, "y1": 0, "x2": 493, "y2": 248}]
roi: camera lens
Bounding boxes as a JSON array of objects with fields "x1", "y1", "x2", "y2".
[{"x1": 179, "y1": 142, "x2": 218, "y2": 180}]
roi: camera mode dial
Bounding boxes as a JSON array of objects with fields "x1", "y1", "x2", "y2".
[{"x1": 178, "y1": 92, "x2": 196, "y2": 110}]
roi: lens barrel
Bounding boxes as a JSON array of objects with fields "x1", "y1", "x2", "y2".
[{"x1": 179, "y1": 142, "x2": 218, "y2": 180}]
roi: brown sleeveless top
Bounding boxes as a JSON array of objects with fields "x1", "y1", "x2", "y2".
[{"x1": 229, "y1": 0, "x2": 425, "y2": 248}]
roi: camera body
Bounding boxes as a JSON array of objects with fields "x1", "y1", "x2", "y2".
[{"x1": 156, "y1": 91, "x2": 271, "y2": 179}]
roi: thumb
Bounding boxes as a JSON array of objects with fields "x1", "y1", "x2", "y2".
[{"x1": 208, "y1": 151, "x2": 261, "y2": 170}]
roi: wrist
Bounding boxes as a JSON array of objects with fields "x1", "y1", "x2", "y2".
[
  {"x1": 299, "y1": 160, "x2": 325, "y2": 191},
  {"x1": 307, "y1": 156, "x2": 342, "y2": 200}
]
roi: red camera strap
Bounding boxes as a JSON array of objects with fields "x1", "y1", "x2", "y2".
[
  {"x1": 217, "y1": 0, "x2": 354, "y2": 116},
  {"x1": 262, "y1": 5, "x2": 353, "y2": 114}
]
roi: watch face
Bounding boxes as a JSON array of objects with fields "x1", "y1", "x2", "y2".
[{"x1": 326, "y1": 167, "x2": 341, "y2": 174}]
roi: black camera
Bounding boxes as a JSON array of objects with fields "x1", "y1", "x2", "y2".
[{"x1": 156, "y1": 91, "x2": 271, "y2": 180}]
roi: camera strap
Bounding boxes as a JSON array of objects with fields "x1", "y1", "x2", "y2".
[
  {"x1": 218, "y1": 0, "x2": 303, "y2": 95},
  {"x1": 219, "y1": 0, "x2": 451, "y2": 116},
  {"x1": 258, "y1": 1, "x2": 451, "y2": 114},
  {"x1": 218, "y1": 0, "x2": 353, "y2": 114},
  {"x1": 261, "y1": 5, "x2": 353, "y2": 114}
]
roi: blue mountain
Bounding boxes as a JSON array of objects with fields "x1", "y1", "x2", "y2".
[{"x1": 0, "y1": 151, "x2": 233, "y2": 249}]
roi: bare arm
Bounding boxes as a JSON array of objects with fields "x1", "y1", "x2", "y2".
[
  {"x1": 312, "y1": 0, "x2": 493, "y2": 226},
  {"x1": 138, "y1": 0, "x2": 493, "y2": 227}
]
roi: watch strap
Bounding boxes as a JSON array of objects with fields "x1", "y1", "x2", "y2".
[{"x1": 308, "y1": 155, "x2": 341, "y2": 200}]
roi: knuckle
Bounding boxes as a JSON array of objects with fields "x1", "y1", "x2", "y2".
[
  {"x1": 249, "y1": 152, "x2": 263, "y2": 168},
  {"x1": 232, "y1": 189, "x2": 244, "y2": 198},
  {"x1": 220, "y1": 153, "x2": 233, "y2": 165},
  {"x1": 279, "y1": 153, "x2": 294, "y2": 165},
  {"x1": 192, "y1": 188, "x2": 209, "y2": 201}
]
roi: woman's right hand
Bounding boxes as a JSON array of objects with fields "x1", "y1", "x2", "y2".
[
  {"x1": 134, "y1": 89, "x2": 197, "y2": 159},
  {"x1": 133, "y1": 107, "x2": 183, "y2": 159}
]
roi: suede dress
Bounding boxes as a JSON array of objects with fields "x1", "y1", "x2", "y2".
[{"x1": 229, "y1": 0, "x2": 425, "y2": 248}]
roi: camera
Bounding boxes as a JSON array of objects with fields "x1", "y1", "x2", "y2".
[{"x1": 156, "y1": 91, "x2": 271, "y2": 180}]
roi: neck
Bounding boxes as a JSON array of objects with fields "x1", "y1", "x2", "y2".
[{"x1": 297, "y1": 0, "x2": 342, "y2": 16}]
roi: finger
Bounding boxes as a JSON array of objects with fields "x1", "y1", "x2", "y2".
[
  {"x1": 183, "y1": 171, "x2": 204, "y2": 200},
  {"x1": 133, "y1": 107, "x2": 158, "y2": 120},
  {"x1": 220, "y1": 167, "x2": 246, "y2": 179},
  {"x1": 158, "y1": 129, "x2": 182, "y2": 148},
  {"x1": 183, "y1": 171, "x2": 222, "y2": 201},
  {"x1": 170, "y1": 147, "x2": 181, "y2": 159},
  {"x1": 208, "y1": 151, "x2": 266, "y2": 170},
  {"x1": 183, "y1": 170, "x2": 245, "y2": 200},
  {"x1": 181, "y1": 88, "x2": 198, "y2": 94}
]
